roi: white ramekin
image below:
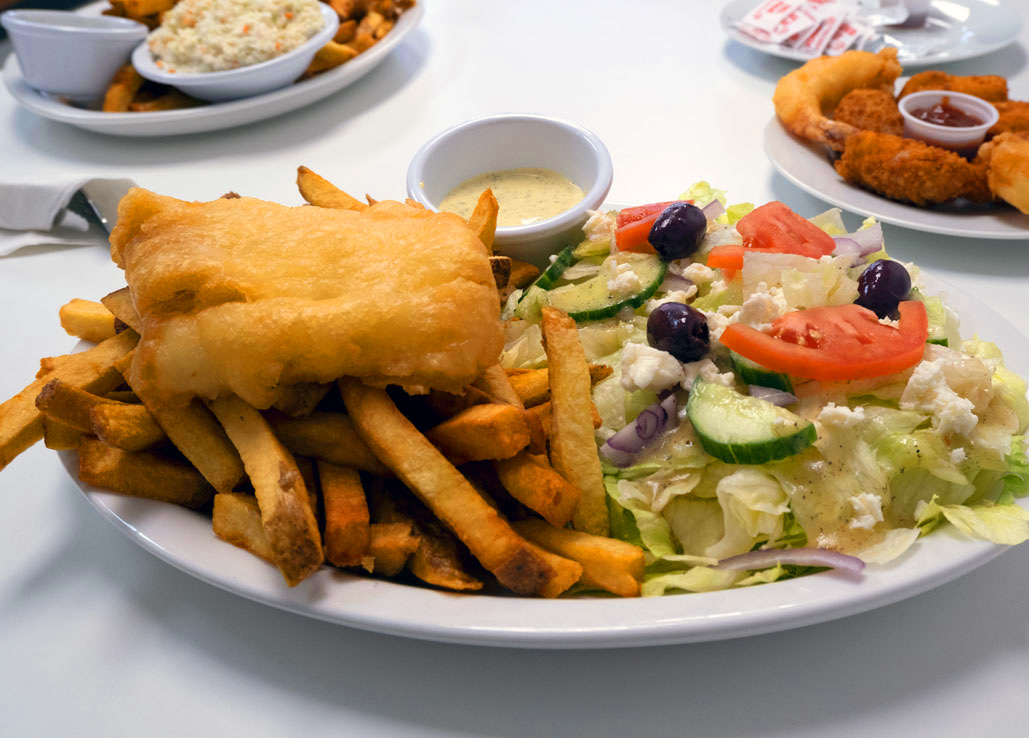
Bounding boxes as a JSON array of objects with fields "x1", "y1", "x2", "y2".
[
  {"x1": 0, "y1": 10, "x2": 147, "y2": 102},
  {"x1": 899, "y1": 89, "x2": 1000, "y2": 153},
  {"x1": 131, "y1": 4, "x2": 338, "y2": 103},
  {"x1": 406, "y1": 114, "x2": 614, "y2": 267}
]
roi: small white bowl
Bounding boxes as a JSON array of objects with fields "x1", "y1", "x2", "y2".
[
  {"x1": 0, "y1": 10, "x2": 147, "y2": 102},
  {"x1": 131, "y1": 4, "x2": 338, "y2": 103},
  {"x1": 406, "y1": 114, "x2": 613, "y2": 266},
  {"x1": 899, "y1": 89, "x2": 999, "y2": 153}
]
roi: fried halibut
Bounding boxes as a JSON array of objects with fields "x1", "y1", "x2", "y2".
[{"x1": 110, "y1": 189, "x2": 504, "y2": 407}]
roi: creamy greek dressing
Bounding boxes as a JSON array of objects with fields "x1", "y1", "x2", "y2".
[
  {"x1": 440, "y1": 168, "x2": 584, "y2": 227},
  {"x1": 148, "y1": 0, "x2": 324, "y2": 74}
]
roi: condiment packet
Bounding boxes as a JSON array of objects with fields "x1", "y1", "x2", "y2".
[
  {"x1": 825, "y1": 19, "x2": 863, "y2": 55},
  {"x1": 783, "y1": 0, "x2": 837, "y2": 48},
  {"x1": 735, "y1": 0, "x2": 804, "y2": 42},
  {"x1": 797, "y1": 9, "x2": 847, "y2": 56},
  {"x1": 766, "y1": 4, "x2": 821, "y2": 44}
]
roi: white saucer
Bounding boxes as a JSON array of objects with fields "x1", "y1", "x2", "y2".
[
  {"x1": 1, "y1": 1, "x2": 424, "y2": 137},
  {"x1": 721, "y1": 0, "x2": 1023, "y2": 67},
  {"x1": 764, "y1": 118, "x2": 1029, "y2": 239}
]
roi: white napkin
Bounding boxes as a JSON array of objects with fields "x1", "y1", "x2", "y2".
[{"x1": 0, "y1": 178, "x2": 111, "y2": 256}]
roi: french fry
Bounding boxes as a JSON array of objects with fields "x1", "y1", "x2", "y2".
[
  {"x1": 368, "y1": 521, "x2": 420, "y2": 576},
  {"x1": 59, "y1": 299, "x2": 118, "y2": 343},
  {"x1": 296, "y1": 166, "x2": 367, "y2": 211},
  {"x1": 103, "y1": 391, "x2": 140, "y2": 403},
  {"x1": 526, "y1": 398, "x2": 602, "y2": 437},
  {"x1": 303, "y1": 42, "x2": 359, "y2": 77},
  {"x1": 35, "y1": 379, "x2": 117, "y2": 432},
  {"x1": 208, "y1": 395, "x2": 323, "y2": 586},
  {"x1": 507, "y1": 364, "x2": 614, "y2": 407},
  {"x1": 334, "y1": 18, "x2": 357, "y2": 43},
  {"x1": 78, "y1": 438, "x2": 214, "y2": 509},
  {"x1": 271, "y1": 382, "x2": 331, "y2": 418},
  {"x1": 89, "y1": 402, "x2": 167, "y2": 451},
  {"x1": 128, "y1": 90, "x2": 202, "y2": 112},
  {"x1": 42, "y1": 418, "x2": 83, "y2": 451},
  {"x1": 424, "y1": 403, "x2": 531, "y2": 464},
  {"x1": 494, "y1": 452, "x2": 581, "y2": 528},
  {"x1": 102, "y1": 65, "x2": 144, "y2": 113},
  {"x1": 0, "y1": 330, "x2": 137, "y2": 470},
  {"x1": 101, "y1": 288, "x2": 142, "y2": 332},
  {"x1": 488, "y1": 255, "x2": 512, "y2": 290},
  {"x1": 339, "y1": 378, "x2": 582, "y2": 597},
  {"x1": 122, "y1": 371, "x2": 244, "y2": 494},
  {"x1": 508, "y1": 259, "x2": 541, "y2": 288},
  {"x1": 265, "y1": 410, "x2": 390, "y2": 475},
  {"x1": 372, "y1": 18, "x2": 394, "y2": 39},
  {"x1": 213, "y1": 492, "x2": 274, "y2": 563},
  {"x1": 295, "y1": 456, "x2": 321, "y2": 527},
  {"x1": 424, "y1": 385, "x2": 495, "y2": 419},
  {"x1": 122, "y1": 0, "x2": 174, "y2": 18},
  {"x1": 367, "y1": 479, "x2": 482, "y2": 591},
  {"x1": 513, "y1": 518, "x2": 645, "y2": 598},
  {"x1": 474, "y1": 364, "x2": 525, "y2": 408},
  {"x1": 318, "y1": 461, "x2": 371, "y2": 568},
  {"x1": 467, "y1": 189, "x2": 499, "y2": 253},
  {"x1": 540, "y1": 307, "x2": 609, "y2": 536}
]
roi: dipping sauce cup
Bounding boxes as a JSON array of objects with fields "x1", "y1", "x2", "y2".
[{"x1": 899, "y1": 90, "x2": 1000, "y2": 155}]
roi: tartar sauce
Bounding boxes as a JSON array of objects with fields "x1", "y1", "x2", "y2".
[{"x1": 440, "y1": 168, "x2": 584, "y2": 227}]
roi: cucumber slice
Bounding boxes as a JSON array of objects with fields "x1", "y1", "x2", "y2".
[
  {"x1": 909, "y1": 287, "x2": 948, "y2": 346},
  {"x1": 546, "y1": 253, "x2": 667, "y2": 323},
  {"x1": 525, "y1": 246, "x2": 576, "y2": 293},
  {"x1": 729, "y1": 351, "x2": 794, "y2": 393},
  {"x1": 514, "y1": 285, "x2": 548, "y2": 322},
  {"x1": 686, "y1": 379, "x2": 816, "y2": 465}
]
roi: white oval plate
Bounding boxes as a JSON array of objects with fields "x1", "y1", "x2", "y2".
[
  {"x1": 1, "y1": 1, "x2": 424, "y2": 137},
  {"x1": 63, "y1": 269, "x2": 1029, "y2": 649},
  {"x1": 721, "y1": 0, "x2": 1023, "y2": 67},
  {"x1": 764, "y1": 118, "x2": 1029, "y2": 239}
]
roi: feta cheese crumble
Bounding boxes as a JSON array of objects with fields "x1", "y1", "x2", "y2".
[
  {"x1": 645, "y1": 287, "x2": 698, "y2": 315},
  {"x1": 607, "y1": 262, "x2": 642, "y2": 297},
  {"x1": 848, "y1": 493, "x2": 884, "y2": 530},
  {"x1": 582, "y1": 209, "x2": 616, "y2": 243},
  {"x1": 681, "y1": 358, "x2": 735, "y2": 389},
  {"x1": 878, "y1": 316, "x2": 901, "y2": 328},
  {"x1": 679, "y1": 262, "x2": 717, "y2": 285},
  {"x1": 900, "y1": 358, "x2": 979, "y2": 437},
  {"x1": 620, "y1": 343, "x2": 684, "y2": 392},
  {"x1": 738, "y1": 281, "x2": 788, "y2": 332},
  {"x1": 817, "y1": 402, "x2": 866, "y2": 429},
  {"x1": 950, "y1": 447, "x2": 967, "y2": 465}
]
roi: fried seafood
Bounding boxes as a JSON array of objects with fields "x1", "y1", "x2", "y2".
[
  {"x1": 898, "y1": 71, "x2": 1008, "y2": 103},
  {"x1": 832, "y1": 88, "x2": 903, "y2": 136},
  {"x1": 977, "y1": 132, "x2": 1029, "y2": 214},
  {"x1": 989, "y1": 101, "x2": 1029, "y2": 138},
  {"x1": 109, "y1": 189, "x2": 504, "y2": 407},
  {"x1": 773, "y1": 48, "x2": 903, "y2": 151},
  {"x1": 834, "y1": 131, "x2": 991, "y2": 206}
]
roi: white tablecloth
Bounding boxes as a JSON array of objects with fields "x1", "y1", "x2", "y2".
[{"x1": 2, "y1": 2, "x2": 1028, "y2": 736}]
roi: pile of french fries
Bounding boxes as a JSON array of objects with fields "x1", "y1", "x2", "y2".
[
  {"x1": 100, "y1": 0, "x2": 415, "y2": 113},
  {"x1": 0, "y1": 167, "x2": 646, "y2": 599}
]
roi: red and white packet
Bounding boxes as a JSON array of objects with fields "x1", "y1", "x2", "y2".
[
  {"x1": 797, "y1": 7, "x2": 847, "y2": 56},
  {"x1": 782, "y1": 0, "x2": 837, "y2": 49},
  {"x1": 735, "y1": 0, "x2": 803, "y2": 43}
]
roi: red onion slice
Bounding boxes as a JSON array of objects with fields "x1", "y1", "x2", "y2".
[
  {"x1": 701, "y1": 200, "x2": 726, "y2": 222},
  {"x1": 716, "y1": 548, "x2": 866, "y2": 574},
  {"x1": 600, "y1": 393, "x2": 679, "y2": 467},
  {"x1": 748, "y1": 385, "x2": 798, "y2": 406},
  {"x1": 833, "y1": 224, "x2": 883, "y2": 266}
]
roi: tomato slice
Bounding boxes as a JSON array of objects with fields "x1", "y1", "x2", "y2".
[
  {"x1": 615, "y1": 200, "x2": 691, "y2": 252},
  {"x1": 735, "y1": 201, "x2": 836, "y2": 259},
  {"x1": 706, "y1": 244, "x2": 746, "y2": 271},
  {"x1": 720, "y1": 302, "x2": 929, "y2": 381}
]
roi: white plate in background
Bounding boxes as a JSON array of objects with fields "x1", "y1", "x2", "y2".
[
  {"x1": 721, "y1": 0, "x2": 1023, "y2": 67},
  {"x1": 764, "y1": 118, "x2": 1029, "y2": 239},
  {"x1": 63, "y1": 267, "x2": 1029, "y2": 649},
  {"x1": 1, "y1": 1, "x2": 424, "y2": 137}
]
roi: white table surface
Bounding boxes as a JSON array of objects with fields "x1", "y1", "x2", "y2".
[{"x1": 2, "y1": 2, "x2": 1029, "y2": 736}]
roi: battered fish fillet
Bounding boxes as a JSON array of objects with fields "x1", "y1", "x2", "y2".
[
  {"x1": 898, "y1": 71, "x2": 1008, "y2": 103},
  {"x1": 833, "y1": 88, "x2": 903, "y2": 136},
  {"x1": 989, "y1": 101, "x2": 1029, "y2": 138},
  {"x1": 977, "y1": 132, "x2": 1029, "y2": 214},
  {"x1": 835, "y1": 131, "x2": 991, "y2": 206},
  {"x1": 774, "y1": 48, "x2": 902, "y2": 151},
  {"x1": 109, "y1": 189, "x2": 504, "y2": 408}
]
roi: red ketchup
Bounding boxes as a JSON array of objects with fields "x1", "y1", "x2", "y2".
[{"x1": 910, "y1": 97, "x2": 985, "y2": 128}]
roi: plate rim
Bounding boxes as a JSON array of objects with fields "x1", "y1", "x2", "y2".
[
  {"x1": 763, "y1": 117, "x2": 1029, "y2": 239},
  {"x1": 720, "y1": 0, "x2": 1023, "y2": 68},
  {"x1": 1, "y1": 0, "x2": 425, "y2": 136},
  {"x1": 62, "y1": 268, "x2": 1029, "y2": 649}
]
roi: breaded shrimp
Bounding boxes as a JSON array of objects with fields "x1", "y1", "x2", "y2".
[
  {"x1": 835, "y1": 131, "x2": 991, "y2": 206},
  {"x1": 977, "y1": 132, "x2": 1029, "y2": 213},
  {"x1": 774, "y1": 48, "x2": 903, "y2": 151},
  {"x1": 833, "y1": 88, "x2": 903, "y2": 135},
  {"x1": 898, "y1": 71, "x2": 1008, "y2": 103}
]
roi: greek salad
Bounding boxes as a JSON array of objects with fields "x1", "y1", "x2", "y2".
[{"x1": 501, "y1": 183, "x2": 1029, "y2": 596}]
